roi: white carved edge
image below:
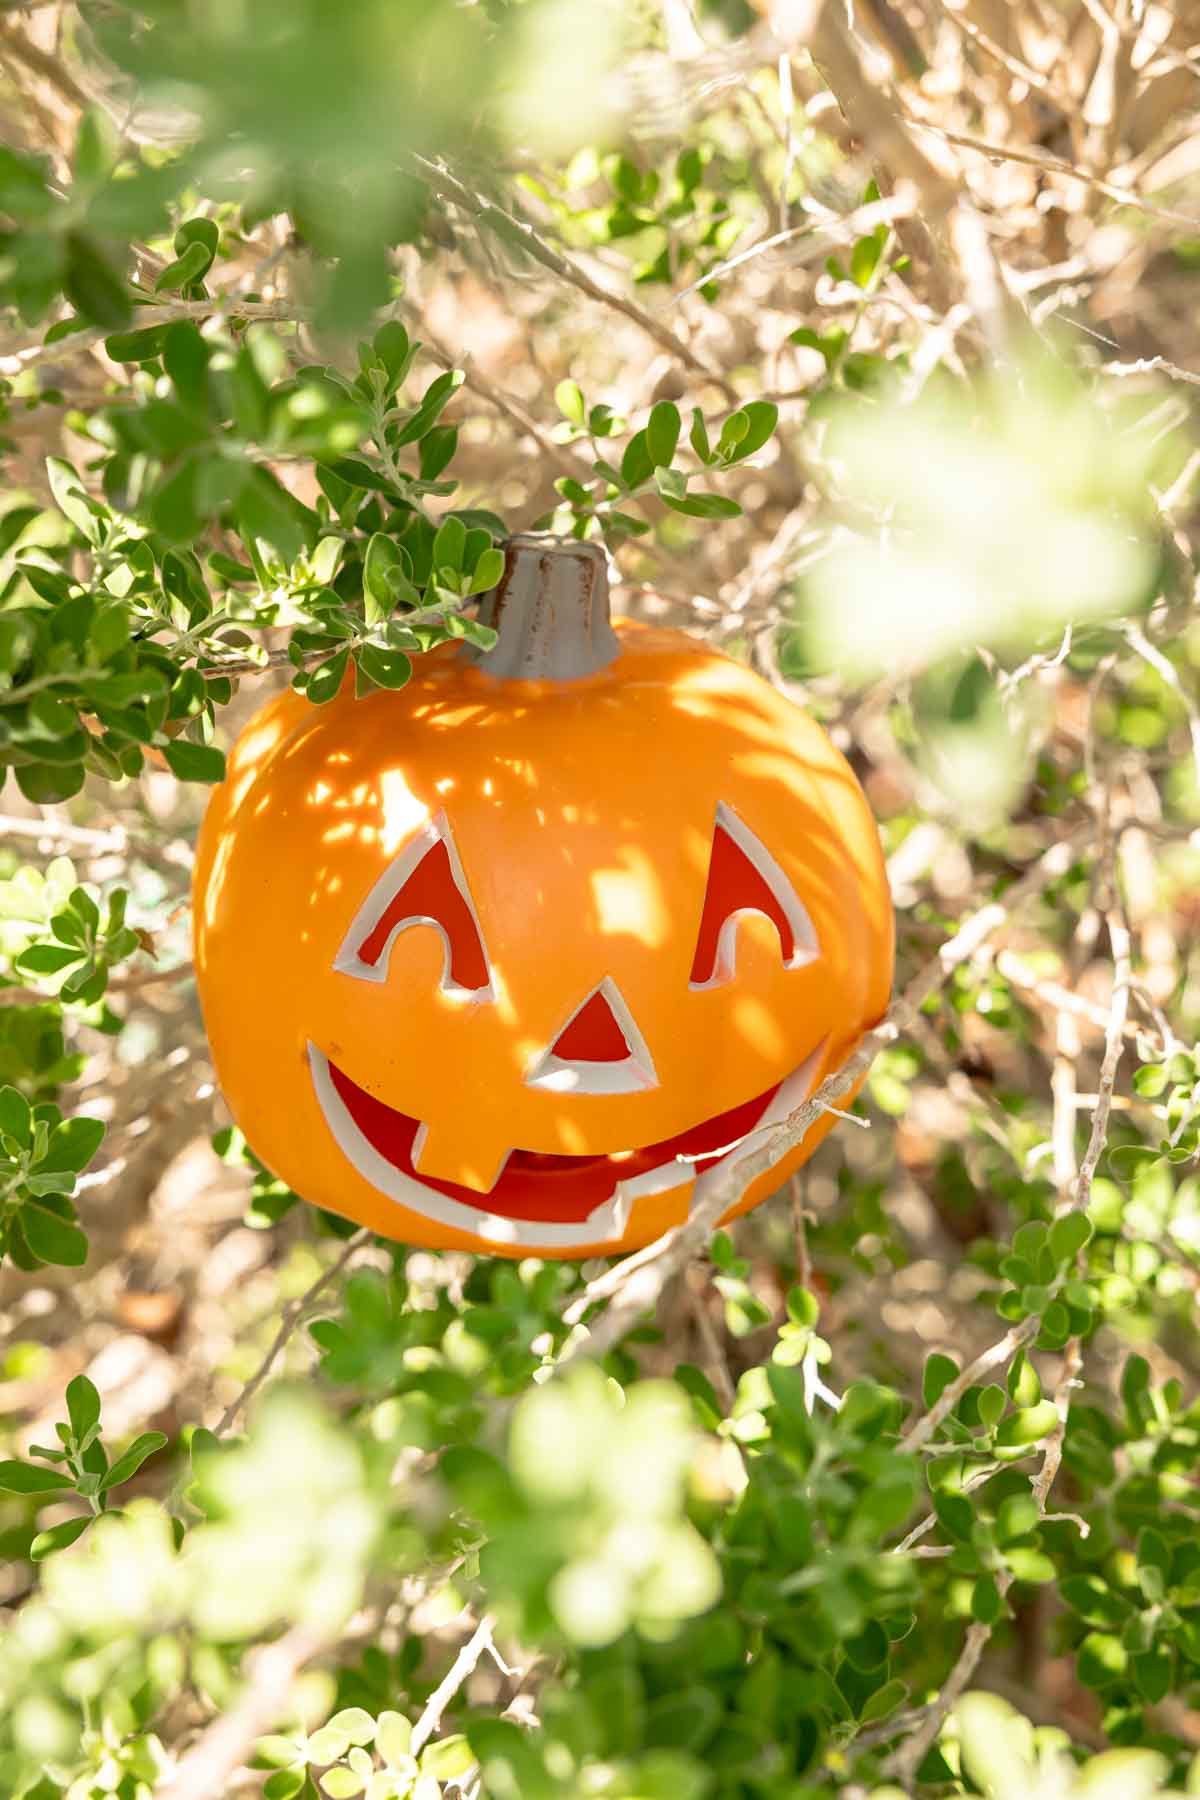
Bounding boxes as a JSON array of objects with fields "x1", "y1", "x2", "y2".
[
  {"x1": 333, "y1": 810, "x2": 495, "y2": 1002},
  {"x1": 525, "y1": 975, "x2": 658, "y2": 1095},
  {"x1": 308, "y1": 1039, "x2": 825, "y2": 1252},
  {"x1": 689, "y1": 801, "x2": 820, "y2": 990}
]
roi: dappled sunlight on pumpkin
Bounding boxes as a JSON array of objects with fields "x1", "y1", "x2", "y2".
[
  {"x1": 732, "y1": 989, "x2": 788, "y2": 1062},
  {"x1": 379, "y1": 768, "x2": 430, "y2": 854},
  {"x1": 590, "y1": 848, "x2": 670, "y2": 948}
]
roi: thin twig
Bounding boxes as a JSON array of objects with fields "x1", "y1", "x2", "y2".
[
  {"x1": 689, "y1": 1283, "x2": 736, "y2": 1411},
  {"x1": 212, "y1": 1231, "x2": 371, "y2": 1437},
  {"x1": 410, "y1": 1614, "x2": 498, "y2": 1757},
  {"x1": 900, "y1": 1319, "x2": 1040, "y2": 1454},
  {"x1": 409, "y1": 154, "x2": 738, "y2": 401},
  {"x1": 907, "y1": 120, "x2": 1200, "y2": 231}
]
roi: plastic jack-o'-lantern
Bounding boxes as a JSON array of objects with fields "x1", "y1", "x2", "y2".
[{"x1": 193, "y1": 536, "x2": 893, "y2": 1258}]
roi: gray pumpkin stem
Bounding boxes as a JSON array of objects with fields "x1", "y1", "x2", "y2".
[{"x1": 471, "y1": 534, "x2": 618, "y2": 681}]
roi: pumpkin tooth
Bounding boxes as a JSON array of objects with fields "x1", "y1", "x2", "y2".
[{"x1": 410, "y1": 1118, "x2": 510, "y2": 1193}]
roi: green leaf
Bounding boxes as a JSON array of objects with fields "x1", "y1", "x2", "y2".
[
  {"x1": 432, "y1": 515, "x2": 466, "y2": 576},
  {"x1": 660, "y1": 490, "x2": 741, "y2": 520},
  {"x1": 1132, "y1": 1650, "x2": 1173, "y2": 1704},
  {"x1": 373, "y1": 320, "x2": 413, "y2": 384},
  {"x1": 850, "y1": 231, "x2": 884, "y2": 288},
  {"x1": 46, "y1": 458, "x2": 101, "y2": 543},
  {"x1": 376, "y1": 1712, "x2": 413, "y2": 1767},
  {"x1": 1061, "y1": 1574, "x2": 1130, "y2": 1626},
  {"x1": 319, "y1": 1772, "x2": 363, "y2": 1799},
  {"x1": 16, "y1": 763, "x2": 86, "y2": 805},
  {"x1": 1007, "y1": 1351, "x2": 1041, "y2": 1408},
  {"x1": 1004, "y1": 1547, "x2": 1056, "y2": 1583},
  {"x1": 555, "y1": 379, "x2": 586, "y2": 425},
  {"x1": 0, "y1": 145, "x2": 51, "y2": 219},
  {"x1": 163, "y1": 321, "x2": 211, "y2": 413},
  {"x1": 363, "y1": 532, "x2": 406, "y2": 623},
  {"x1": 995, "y1": 1493, "x2": 1039, "y2": 1543},
  {"x1": 73, "y1": 108, "x2": 117, "y2": 189},
  {"x1": 40, "y1": 1116, "x2": 105, "y2": 1176},
  {"x1": 1049, "y1": 1211, "x2": 1092, "y2": 1263},
  {"x1": 174, "y1": 216, "x2": 219, "y2": 267},
  {"x1": 154, "y1": 240, "x2": 213, "y2": 294},
  {"x1": 391, "y1": 369, "x2": 463, "y2": 448},
  {"x1": 104, "y1": 325, "x2": 167, "y2": 363},
  {"x1": 1012, "y1": 1220, "x2": 1048, "y2": 1261},
  {"x1": 977, "y1": 1384, "x2": 1007, "y2": 1428},
  {"x1": 844, "y1": 1620, "x2": 889, "y2": 1670},
  {"x1": 0, "y1": 1459, "x2": 75, "y2": 1494},
  {"x1": 30, "y1": 1515, "x2": 90, "y2": 1560},
  {"x1": 263, "y1": 1774, "x2": 305, "y2": 1800},
  {"x1": 307, "y1": 649, "x2": 349, "y2": 705},
  {"x1": 164, "y1": 740, "x2": 227, "y2": 783},
  {"x1": 921, "y1": 1353, "x2": 958, "y2": 1408},
  {"x1": 231, "y1": 344, "x2": 270, "y2": 438},
  {"x1": 716, "y1": 411, "x2": 749, "y2": 460},
  {"x1": 15, "y1": 944, "x2": 81, "y2": 977},
  {"x1": 326, "y1": 1709, "x2": 376, "y2": 1747},
  {"x1": 721, "y1": 399, "x2": 777, "y2": 463},
  {"x1": 620, "y1": 429, "x2": 654, "y2": 490},
  {"x1": 971, "y1": 1575, "x2": 1005, "y2": 1625},
  {"x1": 995, "y1": 1401, "x2": 1059, "y2": 1448},
  {"x1": 934, "y1": 1493, "x2": 974, "y2": 1541},
  {"x1": 66, "y1": 1374, "x2": 101, "y2": 1442},
  {"x1": 0, "y1": 1085, "x2": 32, "y2": 1148},
  {"x1": 420, "y1": 1734, "x2": 476, "y2": 1780},
  {"x1": 419, "y1": 423, "x2": 458, "y2": 482},
  {"x1": 785, "y1": 1286, "x2": 819, "y2": 1328},
  {"x1": 468, "y1": 546, "x2": 505, "y2": 596},
  {"x1": 1078, "y1": 1631, "x2": 1128, "y2": 1689},
  {"x1": 646, "y1": 401, "x2": 681, "y2": 468},
  {"x1": 859, "y1": 1678, "x2": 908, "y2": 1725},
  {"x1": 63, "y1": 230, "x2": 131, "y2": 329},
  {"x1": 20, "y1": 1203, "x2": 88, "y2": 1268},
  {"x1": 356, "y1": 645, "x2": 411, "y2": 691},
  {"x1": 100, "y1": 1430, "x2": 167, "y2": 1491}
]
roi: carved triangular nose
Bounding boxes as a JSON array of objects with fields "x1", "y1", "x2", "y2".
[
  {"x1": 552, "y1": 987, "x2": 633, "y2": 1061},
  {"x1": 526, "y1": 978, "x2": 658, "y2": 1095}
]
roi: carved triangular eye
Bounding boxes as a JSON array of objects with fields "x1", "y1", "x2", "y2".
[
  {"x1": 335, "y1": 812, "x2": 493, "y2": 1000},
  {"x1": 526, "y1": 978, "x2": 658, "y2": 1094},
  {"x1": 690, "y1": 802, "x2": 819, "y2": 990}
]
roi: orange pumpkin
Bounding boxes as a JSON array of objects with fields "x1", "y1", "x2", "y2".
[{"x1": 193, "y1": 536, "x2": 893, "y2": 1258}]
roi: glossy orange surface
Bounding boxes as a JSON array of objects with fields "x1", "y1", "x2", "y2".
[{"x1": 193, "y1": 621, "x2": 894, "y2": 1257}]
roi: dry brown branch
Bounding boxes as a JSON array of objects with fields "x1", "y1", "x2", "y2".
[
  {"x1": 156, "y1": 1623, "x2": 326, "y2": 1800},
  {"x1": 409, "y1": 155, "x2": 739, "y2": 402},
  {"x1": 929, "y1": 0, "x2": 1068, "y2": 105},
  {"x1": 689, "y1": 1281, "x2": 737, "y2": 1411},
  {"x1": 908, "y1": 119, "x2": 1200, "y2": 231},
  {"x1": 0, "y1": 298, "x2": 301, "y2": 369},
  {"x1": 808, "y1": 5, "x2": 1015, "y2": 347}
]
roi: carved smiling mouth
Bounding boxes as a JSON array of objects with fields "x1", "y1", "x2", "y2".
[{"x1": 308, "y1": 1039, "x2": 827, "y2": 1252}]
